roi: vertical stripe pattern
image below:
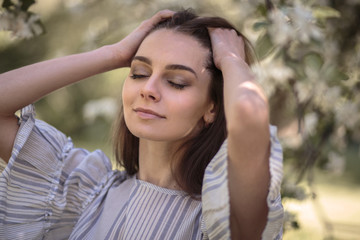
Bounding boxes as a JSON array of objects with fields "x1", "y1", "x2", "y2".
[{"x1": 69, "y1": 177, "x2": 203, "y2": 240}]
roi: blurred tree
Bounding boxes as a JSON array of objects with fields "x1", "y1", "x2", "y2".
[{"x1": 236, "y1": 0, "x2": 360, "y2": 235}]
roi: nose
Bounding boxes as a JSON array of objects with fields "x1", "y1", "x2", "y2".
[{"x1": 140, "y1": 77, "x2": 161, "y2": 102}]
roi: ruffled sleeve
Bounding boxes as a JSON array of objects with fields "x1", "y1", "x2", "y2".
[
  {"x1": 201, "y1": 125, "x2": 284, "y2": 240},
  {"x1": 0, "y1": 105, "x2": 115, "y2": 240}
]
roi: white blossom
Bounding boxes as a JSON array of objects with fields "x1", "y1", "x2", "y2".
[
  {"x1": 268, "y1": 10, "x2": 294, "y2": 46},
  {"x1": 252, "y1": 63, "x2": 276, "y2": 97},
  {"x1": 294, "y1": 81, "x2": 312, "y2": 103},
  {"x1": 316, "y1": 86, "x2": 341, "y2": 112},
  {"x1": 289, "y1": 1, "x2": 323, "y2": 43},
  {"x1": 0, "y1": 11, "x2": 44, "y2": 39},
  {"x1": 303, "y1": 112, "x2": 318, "y2": 137},
  {"x1": 253, "y1": 57, "x2": 294, "y2": 97},
  {"x1": 261, "y1": 57, "x2": 294, "y2": 84},
  {"x1": 268, "y1": 1, "x2": 323, "y2": 46},
  {"x1": 266, "y1": 61, "x2": 294, "y2": 85},
  {"x1": 335, "y1": 101, "x2": 360, "y2": 129}
]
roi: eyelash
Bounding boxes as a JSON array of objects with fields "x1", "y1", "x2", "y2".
[
  {"x1": 130, "y1": 74, "x2": 148, "y2": 79},
  {"x1": 130, "y1": 74, "x2": 187, "y2": 90},
  {"x1": 168, "y1": 81, "x2": 186, "y2": 90}
]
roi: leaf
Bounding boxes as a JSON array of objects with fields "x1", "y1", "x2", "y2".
[
  {"x1": 21, "y1": 0, "x2": 36, "y2": 11},
  {"x1": 2, "y1": 0, "x2": 14, "y2": 9},
  {"x1": 338, "y1": 71, "x2": 349, "y2": 81},
  {"x1": 255, "y1": 33, "x2": 274, "y2": 60},
  {"x1": 331, "y1": 68, "x2": 349, "y2": 81},
  {"x1": 253, "y1": 21, "x2": 269, "y2": 31},
  {"x1": 312, "y1": 6, "x2": 341, "y2": 19},
  {"x1": 291, "y1": 220, "x2": 300, "y2": 229},
  {"x1": 256, "y1": 4, "x2": 267, "y2": 17},
  {"x1": 304, "y1": 52, "x2": 323, "y2": 71}
]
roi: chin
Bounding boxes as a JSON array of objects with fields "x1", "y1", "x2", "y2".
[
  {"x1": 128, "y1": 127, "x2": 190, "y2": 143},
  {"x1": 127, "y1": 127, "x2": 165, "y2": 141}
]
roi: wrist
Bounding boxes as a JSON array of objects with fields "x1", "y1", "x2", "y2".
[
  {"x1": 220, "y1": 55, "x2": 247, "y2": 69},
  {"x1": 221, "y1": 57, "x2": 254, "y2": 80},
  {"x1": 96, "y1": 45, "x2": 126, "y2": 71}
]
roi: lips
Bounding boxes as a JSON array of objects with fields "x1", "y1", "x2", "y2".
[{"x1": 134, "y1": 107, "x2": 166, "y2": 119}]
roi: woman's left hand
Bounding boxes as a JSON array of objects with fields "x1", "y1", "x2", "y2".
[{"x1": 208, "y1": 28, "x2": 247, "y2": 70}]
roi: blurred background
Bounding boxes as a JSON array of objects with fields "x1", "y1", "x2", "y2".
[{"x1": 1, "y1": 0, "x2": 359, "y2": 239}]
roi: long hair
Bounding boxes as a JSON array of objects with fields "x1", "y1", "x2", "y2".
[{"x1": 113, "y1": 9, "x2": 256, "y2": 196}]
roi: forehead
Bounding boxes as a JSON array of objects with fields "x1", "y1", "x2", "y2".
[{"x1": 136, "y1": 29, "x2": 209, "y2": 70}]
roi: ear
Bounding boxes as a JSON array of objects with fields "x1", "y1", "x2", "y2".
[{"x1": 203, "y1": 102, "x2": 216, "y2": 125}]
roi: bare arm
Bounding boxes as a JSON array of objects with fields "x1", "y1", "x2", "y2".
[
  {"x1": 0, "y1": 10, "x2": 174, "y2": 162},
  {"x1": 209, "y1": 28, "x2": 270, "y2": 239}
]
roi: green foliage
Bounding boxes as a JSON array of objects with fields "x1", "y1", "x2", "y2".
[
  {"x1": 312, "y1": 6, "x2": 341, "y2": 20},
  {"x1": 255, "y1": 32, "x2": 274, "y2": 59},
  {"x1": 1, "y1": 0, "x2": 13, "y2": 8},
  {"x1": 2, "y1": 0, "x2": 35, "y2": 11}
]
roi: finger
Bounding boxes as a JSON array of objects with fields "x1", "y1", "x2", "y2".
[
  {"x1": 154, "y1": 9, "x2": 175, "y2": 20},
  {"x1": 139, "y1": 10, "x2": 175, "y2": 32},
  {"x1": 207, "y1": 27, "x2": 216, "y2": 33},
  {"x1": 210, "y1": 28, "x2": 245, "y2": 48},
  {"x1": 208, "y1": 27, "x2": 241, "y2": 37},
  {"x1": 207, "y1": 27, "x2": 223, "y2": 37},
  {"x1": 150, "y1": 9, "x2": 175, "y2": 25},
  {"x1": 207, "y1": 27, "x2": 223, "y2": 43}
]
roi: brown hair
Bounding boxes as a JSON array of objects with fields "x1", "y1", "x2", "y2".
[{"x1": 113, "y1": 9, "x2": 256, "y2": 196}]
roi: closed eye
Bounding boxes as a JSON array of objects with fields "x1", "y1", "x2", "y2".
[
  {"x1": 168, "y1": 81, "x2": 187, "y2": 90},
  {"x1": 130, "y1": 74, "x2": 148, "y2": 79}
]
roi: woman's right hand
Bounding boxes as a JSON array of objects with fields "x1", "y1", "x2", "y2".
[
  {"x1": 0, "y1": 10, "x2": 174, "y2": 162},
  {"x1": 110, "y1": 9, "x2": 174, "y2": 68}
]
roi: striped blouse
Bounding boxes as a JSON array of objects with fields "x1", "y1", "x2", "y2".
[{"x1": 0, "y1": 105, "x2": 284, "y2": 239}]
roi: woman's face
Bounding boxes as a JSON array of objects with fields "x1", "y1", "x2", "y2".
[{"x1": 122, "y1": 29, "x2": 215, "y2": 144}]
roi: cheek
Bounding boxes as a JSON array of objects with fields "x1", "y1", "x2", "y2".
[
  {"x1": 171, "y1": 95, "x2": 207, "y2": 122},
  {"x1": 122, "y1": 82, "x2": 134, "y2": 132},
  {"x1": 122, "y1": 79, "x2": 135, "y2": 107}
]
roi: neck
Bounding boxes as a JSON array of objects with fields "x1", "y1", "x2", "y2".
[{"x1": 137, "y1": 139, "x2": 182, "y2": 190}]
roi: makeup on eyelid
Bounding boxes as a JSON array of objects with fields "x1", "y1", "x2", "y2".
[
  {"x1": 132, "y1": 55, "x2": 198, "y2": 79},
  {"x1": 130, "y1": 64, "x2": 193, "y2": 90}
]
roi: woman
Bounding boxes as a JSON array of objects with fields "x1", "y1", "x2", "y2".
[{"x1": 0, "y1": 9, "x2": 283, "y2": 239}]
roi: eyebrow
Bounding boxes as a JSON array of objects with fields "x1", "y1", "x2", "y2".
[
  {"x1": 133, "y1": 55, "x2": 198, "y2": 78},
  {"x1": 133, "y1": 56, "x2": 152, "y2": 65}
]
